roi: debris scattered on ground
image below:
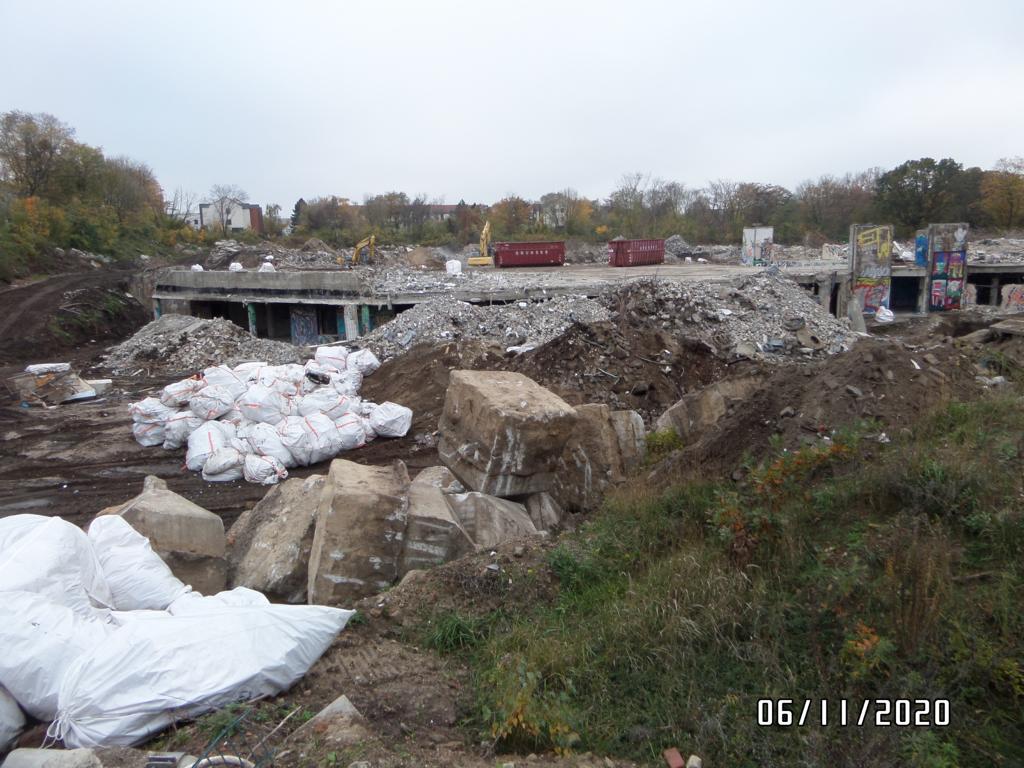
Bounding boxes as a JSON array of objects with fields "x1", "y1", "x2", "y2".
[
  {"x1": 361, "y1": 294, "x2": 612, "y2": 359},
  {"x1": 6, "y1": 365, "x2": 99, "y2": 406},
  {"x1": 103, "y1": 315, "x2": 307, "y2": 374}
]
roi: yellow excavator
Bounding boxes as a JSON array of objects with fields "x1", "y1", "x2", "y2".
[
  {"x1": 339, "y1": 234, "x2": 375, "y2": 269},
  {"x1": 467, "y1": 221, "x2": 492, "y2": 267}
]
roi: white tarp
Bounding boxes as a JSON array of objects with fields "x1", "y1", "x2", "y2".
[{"x1": 0, "y1": 684, "x2": 24, "y2": 755}]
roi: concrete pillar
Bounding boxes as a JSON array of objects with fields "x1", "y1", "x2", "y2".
[
  {"x1": 266, "y1": 303, "x2": 275, "y2": 339},
  {"x1": 992, "y1": 277, "x2": 1001, "y2": 307},
  {"x1": 916, "y1": 277, "x2": 928, "y2": 314},
  {"x1": 154, "y1": 299, "x2": 162, "y2": 320},
  {"x1": 360, "y1": 305, "x2": 372, "y2": 334},
  {"x1": 343, "y1": 305, "x2": 359, "y2": 340},
  {"x1": 246, "y1": 303, "x2": 257, "y2": 336}
]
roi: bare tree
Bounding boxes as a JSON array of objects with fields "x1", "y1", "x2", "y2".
[
  {"x1": 207, "y1": 184, "x2": 249, "y2": 235},
  {"x1": 165, "y1": 187, "x2": 199, "y2": 225}
]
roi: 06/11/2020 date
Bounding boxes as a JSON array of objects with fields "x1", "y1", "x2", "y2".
[{"x1": 757, "y1": 699, "x2": 950, "y2": 727}]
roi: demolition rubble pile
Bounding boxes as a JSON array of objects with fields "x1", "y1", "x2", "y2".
[
  {"x1": 360, "y1": 294, "x2": 612, "y2": 359},
  {"x1": 128, "y1": 344, "x2": 413, "y2": 485},
  {"x1": 103, "y1": 314, "x2": 306, "y2": 374},
  {"x1": 0, "y1": 510, "x2": 352, "y2": 750},
  {"x1": 969, "y1": 237, "x2": 1024, "y2": 264},
  {"x1": 605, "y1": 272, "x2": 855, "y2": 358}
]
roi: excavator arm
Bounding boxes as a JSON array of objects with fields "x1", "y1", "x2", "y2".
[
  {"x1": 339, "y1": 234, "x2": 375, "y2": 268},
  {"x1": 468, "y1": 221, "x2": 492, "y2": 267}
]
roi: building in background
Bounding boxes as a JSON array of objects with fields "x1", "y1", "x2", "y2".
[{"x1": 199, "y1": 198, "x2": 265, "y2": 234}]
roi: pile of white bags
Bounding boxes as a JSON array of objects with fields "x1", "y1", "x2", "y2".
[
  {"x1": 129, "y1": 345, "x2": 412, "y2": 485},
  {"x1": 0, "y1": 514, "x2": 353, "y2": 749}
]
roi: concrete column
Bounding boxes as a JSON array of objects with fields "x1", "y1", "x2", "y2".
[
  {"x1": 916, "y1": 277, "x2": 928, "y2": 314},
  {"x1": 266, "y1": 303, "x2": 275, "y2": 339},
  {"x1": 992, "y1": 277, "x2": 1001, "y2": 307},
  {"x1": 154, "y1": 299, "x2": 162, "y2": 320},
  {"x1": 343, "y1": 305, "x2": 359, "y2": 340},
  {"x1": 360, "y1": 305, "x2": 372, "y2": 334},
  {"x1": 246, "y1": 303, "x2": 257, "y2": 336}
]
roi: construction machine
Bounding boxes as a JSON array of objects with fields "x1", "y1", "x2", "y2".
[
  {"x1": 468, "y1": 221, "x2": 492, "y2": 267},
  {"x1": 339, "y1": 234, "x2": 375, "y2": 269}
]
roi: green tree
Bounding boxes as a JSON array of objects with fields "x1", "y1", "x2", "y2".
[
  {"x1": 874, "y1": 158, "x2": 983, "y2": 235},
  {"x1": 0, "y1": 111, "x2": 76, "y2": 197},
  {"x1": 290, "y1": 198, "x2": 307, "y2": 227},
  {"x1": 980, "y1": 157, "x2": 1024, "y2": 230}
]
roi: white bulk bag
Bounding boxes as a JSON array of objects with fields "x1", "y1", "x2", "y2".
[
  {"x1": 168, "y1": 587, "x2": 269, "y2": 615},
  {"x1": 357, "y1": 400, "x2": 377, "y2": 417},
  {"x1": 53, "y1": 604, "x2": 354, "y2": 748},
  {"x1": 257, "y1": 262, "x2": 276, "y2": 273},
  {"x1": 159, "y1": 378, "x2": 204, "y2": 408},
  {"x1": 238, "y1": 422, "x2": 296, "y2": 468},
  {"x1": 228, "y1": 261, "x2": 244, "y2": 272},
  {"x1": 0, "y1": 684, "x2": 25, "y2": 755},
  {"x1": 236, "y1": 384, "x2": 291, "y2": 425},
  {"x1": 368, "y1": 402, "x2": 413, "y2": 437},
  {"x1": 446, "y1": 259, "x2": 462, "y2": 275},
  {"x1": 185, "y1": 421, "x2": 235, "y2": 472},
  {"x1": 132, "y1": 421, "x2": 166, "y2": 448},
  {"x1": 129, "y1": 398, "x2": 175, "y2": 425},
  {"x1": 297, "y1": 389, "x2": 360, "y2": 421},
  {"x1": 201, "y1": 447, "x2": 245, "y2": 482},
  {"x1": 347, "y1": 348, "x2": 380, "y2": 376},
  {"x1": 361, "y1": 417, "x2": 377, "y2": 442},
  {"x1": 86, "y1": 516, "x2": 190, "y2": 611},
  {"x1": 0, "y1": 515, "x2": 114, "y2": 618},
  {"x1": 332, "y1": 368, "x2": 363, "y2": 397},
  {"x1": 0, "y1": 590, "x2": 112, "y2": 720},
  {"x1": 190, "y1": 264, "x2": 204, "y2": 272},
  {"x1": 188, "y1": 385, "x2": 236, "y2": 421},
  {"x1": 333, "y1": 414, "x2": 367, "y2": 450},
  {"x1": 162, "y1": 410, "x2": 203, "y2": 450},
  {"x1": 202, "y1": 365, "x2": 248, "y2": 400},
  {"x1": 218, "y1": 407, "x2": 250, "y2": 428},
  {"x1": 277, "y1": 415, "x2": 336, "y2": 466},
  {"x1": 255, "y1": 366, "x2": 303, "y2": 398},
  {"x1": 233, "y1": 361, "x2": 268, "y2": 377},
  {"x1": 243, "y1": 453, "x2": 288, "y2": 485},
  {"x1": 314, "y1": 346, "x2": 349, "y2": 372}
]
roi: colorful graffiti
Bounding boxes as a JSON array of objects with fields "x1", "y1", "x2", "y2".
[
  {"x1": 849, "y1": 224, "x2": 893, "y2": 315},
  {"x1": 914, "y1": 231, "x2": 929, "y2": 267},
  {"x1": 742, "y1": 227, "x2": 774, "y2": 266},
  {"x1": 1002, "y1": 284, "x2": 1024, "y2": 312},
  {"x1": 289, "y1": 307, "x2": 319, "y2": 346},
  {"x1": 926, "y1": 223, "x2": 969, "y2": 312}
]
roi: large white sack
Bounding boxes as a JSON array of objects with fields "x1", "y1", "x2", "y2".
[
  {"x1": 332, "y1": 368, "x2": 363, "y2": 397},
  {"x1": 159, "y1": 378, "x2": 204, "y2": 408},
  {"x1": 0, "y1": 684, "x2": 25, "y2": 755},
  {"x1": 161, "y1": 410, "x2": 203, "y2": 450},
  {"x1": 256, "y1": 364, "x2": 305, "y2": 398},
  {"x1": 129, "y1": 398, "x2": 175, "y2": 425},
  {"x1": 361, "y1": 417, "x2": 377, "y2": 442},
  {"x1": 132, "y1": 421, "x2": 166, "y2": 448},
  {"x1": 86, "y1": 516, "x2": 190, "y2": 611},
  {"x1": 167, "y1": 587, "x2": 269, "y2": 615},
  {"x1": 314, "y1": 346, "x2": 348, "y2": 372},
  {"x1": 357, "y1": 400, "x2": 377, "y2": 417},
  {"x1": 238, "y1": 422, "x2": 296, "y2": 468},
  {"x1": 201, "y1": 447, "x2": 245, "y2": 482},
  {"x1": 446, "y1": 259, "x2": 462, "y2": 275},
  {"x1": 236, "y1": 384, "x2": 290, "y2": 425},
  {"x1": 0, "y1": 591, "x2": 112, "y2": 720},
  {"x1": 258, "y1": 262, "x2": 276, "y2": 273},
  {"x1": 243, "y1": 453, "x2": 288, "y2": 485},
  {"x1": 297, "y1": 389, "x2": 360, "y2": 421},
  {"x1": 347, "y1": 348, "x2": 380, "y2": 376},
  {"x1": 368, "y1": 402, "x2": 413, "y2": 437},
  {"x1": 233, "y1": 361, "x2": 268, "y2": 377},
  {"x1": 218, "y1": 407, "x2": 250, "y2": 428},
  {"x1": 185, "y1": 421, "x2": 236, "y2": 472},
  {"x1": 0, "y1": 515, "x2": 113, "y2": 618},
  {"x1": 228, "y1": 261, "x2": 244, "y2": 272},
  {"x1": 188, "y1": 385, "x2": 236, "y2": 421},
  {"x1": 53, "y1": 603, "x2": 354, "y2": 748},
  {"x1": 277, "y1": 414, "x2": 342, "y2": 466},
  {"x1": 334, "y1": 414, "x2": 367, "y2": 450},
  {"x1": 202, "y1": 365, "x2": 248, "y2": 400}
]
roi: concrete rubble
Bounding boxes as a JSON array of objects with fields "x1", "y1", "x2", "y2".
[
  {"x1": 104, "y1": 314, "x2": 306, "y2": 374},
  {"x1": 444, "y1": 492, "x2": 539, "y2": 550},
  {"x1": 553, "y1": 403, "x2": 628, "y2": 512},
  {"x1": 438, "y1": 370, "x2": 580, "y2": 497},
  {"x1": 360, "y1": 294, "x2": 611, "y2": 360},
  {"x1": 97, "y1": 476, "x2": 228, "y2": 595},
  {"x1": 2, "y1": 749, "x2": 103, "y2": 768},
  {"x1": 656, "y1": 376, "x2": 764, "y2": 442}
]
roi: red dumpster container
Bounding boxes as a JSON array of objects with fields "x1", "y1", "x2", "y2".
[
  {"x1": 493, "y1": 241, "x2": 565, "y2": 268},
  {"x1": 607, "y1": 238, "x2": 665, "y2": 267}
]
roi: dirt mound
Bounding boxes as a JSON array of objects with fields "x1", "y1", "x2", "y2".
[
  {"x1": 103, "y1": 314, "x2": 307, "y2": 375},
  {"x1": 0, "y1": 271, "x2": 148, "y2": 366}
]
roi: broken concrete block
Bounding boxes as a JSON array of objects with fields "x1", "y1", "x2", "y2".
[
  {"x1": 610, "y1": 409, "x2": 646, "y2": 472},
  {"x1": 97, "y1": 476, "x2": 227, "y2": 594},
  {"x1": 438, "y1": 370, "x2": 578, "y2": 497},
  {"x1": 398, "y1": 481, "x2": 474, "y2": 577},
  {"x1": 655, "y1": 377, "x2": 761, "y2": 442},
  {"x1": 2, "y1": 749, "x2": 103, "y2": 768},
  {"x1": 522, "y1": 492, "x2": 564, "y2": 532},
  {"x1": 290, "y1": 694, "x2": 370, "y2": 748},
  {"x1": 228, "y1": 474, "x2": 325, "y2": 603},
  {"x1": 554, "y1": 403, "x2": 625, "y2": 513},
  {"x1": 411, "y1": 465, "x2": 463, "y2": 493},
  {"x1": 308, "y1": 459, "x2": 410, "y2": 606},
  {"x1": 446, "y1": 492, "x2": 540, "y2": 550}
]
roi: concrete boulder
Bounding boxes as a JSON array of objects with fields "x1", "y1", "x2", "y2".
[
  {"x1": 554, "y1": 403, "x2": 626, "y2": 513},
  {"x1": 446, "y1": 492, "x2": 540, "y2": 550},
  {"x1": 308, "y1": 459, "x2": 410, "y2": 606},
  {"x1": 228, "y1": 474, "x2": 325, "y2": 603},
  {"x1": 655, "y1": 377, "x2": 762, "y2": 442},
  {"x1": 97, "y1": 476, "x2": 226, "y2": 594},
  {"x1": 521, "y1": 492, "x2": 565, "y2": 532},
  {"x1": 438, "y1": 371, "x2": 578, "y2": 497},
  {"x1": 1, "y1": 750, "x2": 102, "y2": 768},
  {"x1": 398, "y1": 472, "x2": 474, "y2": 577},
  {"x1": 610, "y1": 409, "x2": 646, "y2": 472}
]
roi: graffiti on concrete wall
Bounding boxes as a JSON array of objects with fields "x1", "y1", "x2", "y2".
[
  {"x1": 289, "y1": 307, "x2": 319, "y2": 346},
  {"x1": 915, "y1": 231, "x2": 929, "y2": 267},
  {"x1": 1002, "y1": 284, "x2": 1024, "y2": 312},
  {"x1": 849, "y1": 224, "x2": 893, "y2": 314},
  {"x1": 926, "y1": 224, "x2": 969, "y2": 312},
  {"x1": 742, "y1": 227, "x2": 774, "y2": 266}
]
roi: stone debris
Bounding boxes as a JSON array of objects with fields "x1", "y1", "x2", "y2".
[
  {"x1": 104, "y1": 314, "x2": 306, "y2": 374},
  {"x1": 554, "y1": 403, "x2": 629, "y2": 513},
  {"x1": 969, "y1": 236, "x2": 1024, "y2": 264},
  {"x1": 604, "y1": 272, "x2": 855, "y2": 359},
  {"x1": 97, "y1": 476, "x2": 228, "y2": 595},
  {"x1": 361, "y1": 294, "x2": 612, "y2": 360},
  {"x1": 656, "y1": 377, "x2": 764, "y2": 442}
]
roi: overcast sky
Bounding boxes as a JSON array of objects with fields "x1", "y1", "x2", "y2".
[{"x1": 2, "y1": 0, "x2": 1022, "y2": 210}]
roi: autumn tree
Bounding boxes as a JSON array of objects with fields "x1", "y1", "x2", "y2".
[
  {"x1": 489, "y1": 195, "x2": 534, "y2": 238},
  {"x1": 981, "y1": 157, "x2": 1024, "y2": 230},
  {"x1": 0, "y1": 111, "x2": 76, "y2": 197}
]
